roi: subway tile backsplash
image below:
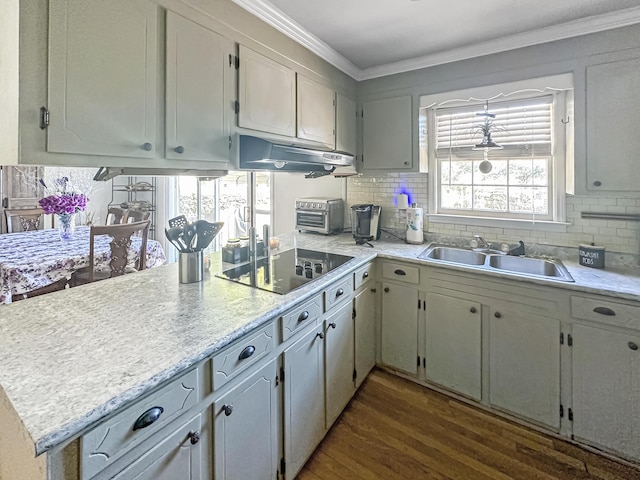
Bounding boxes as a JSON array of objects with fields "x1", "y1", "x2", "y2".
[{"x1": 347, "y1": 173, "x2": 640, "y2": 259}]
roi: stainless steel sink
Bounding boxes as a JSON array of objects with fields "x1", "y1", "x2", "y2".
[
  {"x1": 418, "y1": 244, "x2": 574, "y2": 282},
  {"x1": 418, "y1": 245, "x2": 486, "y2": 265}
]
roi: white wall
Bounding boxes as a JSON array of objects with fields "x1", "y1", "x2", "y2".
[{"x1": 271, "y1": 173, "x2": 346, "y2": 235}]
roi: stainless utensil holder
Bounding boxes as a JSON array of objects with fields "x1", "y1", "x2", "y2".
[{"x1": 179, "y1": 251, "x2": 203, "y2": 283}]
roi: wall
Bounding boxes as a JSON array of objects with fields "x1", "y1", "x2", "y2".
[{"x1": 350, "y1": 24, "x2": 640, "y2": 258}]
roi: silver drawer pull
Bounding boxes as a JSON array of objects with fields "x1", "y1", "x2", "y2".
[
  {"x1": 238, "y1": 345, "x2": 255, "y2": 360},
  {"x1": 629, "y1": 342, "x2": 638, "y2": 351},
  {"x1": 335, "y1": 288, "x2": 344, "y2": 298},
  {"x1": 133, "y1": 406, "x2": 164, "y2": 431},
  {"x1": 593, "y1": 306, "x2": 616, "y2": 316},
  {"x1": 394, "y1": 269, "x2": 406, "y2": 276},
  {"x1": 298, "y1": 311, "x2": 310, "y2": 322},
  {"x1": 362, "y1": 272, "x2": 369, "y2": 279}
]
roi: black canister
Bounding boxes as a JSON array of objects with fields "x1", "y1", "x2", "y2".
[{"x1": 579, "y1": 244, "x2": 605, "y2": 269}]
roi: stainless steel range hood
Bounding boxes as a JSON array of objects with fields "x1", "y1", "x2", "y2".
[
  {"x1": 231, "y1": 134, "x2": 354, "y2": 175},
  {"x1": 93, "y1": 166, "x2": 228, "y2": 181}
]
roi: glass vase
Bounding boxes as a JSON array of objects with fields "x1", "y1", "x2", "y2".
[{"x1": 57, "y1": 213, "x2": 76, "y2": 241}]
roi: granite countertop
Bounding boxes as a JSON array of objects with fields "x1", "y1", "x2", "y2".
[{"x1": 0, "y1": 232, "x2": 638, "y2": 458}]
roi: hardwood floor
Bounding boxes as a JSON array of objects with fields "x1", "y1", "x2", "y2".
[{"x1": 297, "y1": 369, "x2": 640, "y2": 480}]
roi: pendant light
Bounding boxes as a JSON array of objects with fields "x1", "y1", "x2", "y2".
[{"x1": 472, "y1": 100, "x2": 504, "y2": 151}]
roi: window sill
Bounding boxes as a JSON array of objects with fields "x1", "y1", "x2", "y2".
[{"x1": 426, "y1": 214, "x2": 570, "y2": 232}]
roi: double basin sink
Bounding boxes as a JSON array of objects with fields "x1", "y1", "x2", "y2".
[{"x1": 418, "y1": 244, "x2": 574, "y2": 282}]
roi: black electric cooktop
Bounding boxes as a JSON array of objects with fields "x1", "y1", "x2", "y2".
[{"x1": 216, "y1": 248, "x2": 354, "y2": 295}]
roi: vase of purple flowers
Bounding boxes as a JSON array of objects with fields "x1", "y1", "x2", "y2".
[{"x1": 37, "y1": 177, "x2": 89, "y2": 241}]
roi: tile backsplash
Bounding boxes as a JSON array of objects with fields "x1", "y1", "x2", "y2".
[{"x1": 347, "y1": 173, "x2": 640, "y2": 260}]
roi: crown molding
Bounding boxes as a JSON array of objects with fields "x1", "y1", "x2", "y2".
[{"x1": 231, "y1": 1, "x2": 640, "y2": 81}]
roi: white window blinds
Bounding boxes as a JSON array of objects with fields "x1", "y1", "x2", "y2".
[{"x1": 435, "y1": 96, "x2": 553, "y2": 159}]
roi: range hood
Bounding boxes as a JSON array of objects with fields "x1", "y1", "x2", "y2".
[
  {"x1": 231, "y1": 134, "x2": 354, "y2": 177},
  {"x1": 93, "y1": 166, "x2": 228, "y2": 181}
]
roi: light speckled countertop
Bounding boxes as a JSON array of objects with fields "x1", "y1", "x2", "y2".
[{"x1": 0, "y1": 232, "x2": 639, "y2": 457}]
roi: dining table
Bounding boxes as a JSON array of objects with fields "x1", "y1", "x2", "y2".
[{"x1": 0, "y1": 226, "x2": 166, "y2": 304}]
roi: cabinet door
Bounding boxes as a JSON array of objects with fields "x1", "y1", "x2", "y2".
[
  {"x1": 381, "y1": 282, "x2": 418, "y2": 376},
  {"x1": 165, "y1": 13, "x2": 232, "y2": 163},
  {"x1": 362, "y1": 95, "x2": 412, "y2": 171},
  {"x1": 354, "y1": 287, "x2": 376, "y2": 388},
  {"x1": 213, "y1": 360, "x2": 278, "y2": 480},
  {"x1": 336, "y1": 93, "x2": 356, "y2": 155},
  {"x1": 425, "y1": 292, "x2": 481, "y2": 400},
  {"x1": 111, "y1": 414, "x2": 202, "y2": 480},
  {"x1": 489, "y1": 304, "x2": 560, "y2": 429},
  {"x1": 283, "y1": 324, "x2": 325, "y2": 478},
  {"x1": 325, "y1": 301, "x2": 355, "y2": 427},
  {"x1": 297, "y1": 74, "x2": 335, "y2": 147},
  {"x1": 572, "y1": 324, "x2": 640, "y2": 459},
  {"x1": 586, "y1": 57, "x2": 640, "y2": 191},
  {"x1": 238, "y1": 45, "x2": 296, "y2": 137},
  {"x1": 48, "y1": 0, "x2": 157, "y2": 158}
]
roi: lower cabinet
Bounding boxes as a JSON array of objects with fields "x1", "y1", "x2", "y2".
[
  {"x1": 488, "y1": 303, "x2": 560, "y2": 429},
  {"x1": 109, "y1": 414, "x2": 203, "y2": 480},
  {"x1": 213, "y1": 360, "x2": 278, "y2": 480},
  {"x1": 354, "y1": 286, "x2": 376, "y2": 388},
  {"x1": 381, "y1": 282, "x2": 419, "y2": 376},
  {"x1": 424, "y1": 292, "x2": 481, "y2": 401},
  {"x1": 572, "y1": 324, "x2": 640, "y2": 460}
]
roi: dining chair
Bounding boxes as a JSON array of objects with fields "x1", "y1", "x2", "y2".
[
  {"x1": 126, "y1": 210, "x2": 151, "y2": 223},
  {"x1": 4, "y1": 208, "x2": 45, "y2": 233},
  {"x1": 69, "y1": 220, "x2": 150, "y2": 287},
  {"x1": 12, "y1": 278, "x2": 68, "y2": 302},
  {"x1": 105, "y1": 207, "x2": 128, "y2": 225}
]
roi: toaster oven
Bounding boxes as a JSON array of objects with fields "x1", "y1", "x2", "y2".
[{"x1": 295, "y1": 198, "x2": 344, "y2": 235}]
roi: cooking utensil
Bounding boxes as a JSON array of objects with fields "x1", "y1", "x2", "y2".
[
  {"x1": 194, "y1": 220, "x2": 224, "y2": 251},
  {"x1": 168, "y1": 215, "x2": 188, "y2": 229},
  {"x1": 165, "y1": 226, "x2": 188, "y2": 252},
  {"x1": 183, "y1": 223, "x2": 197, "y2": 252}
]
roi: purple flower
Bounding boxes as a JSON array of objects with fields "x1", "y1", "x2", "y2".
[{"x1": 38, "y1": 193, "x2": 89, "y2": 215}]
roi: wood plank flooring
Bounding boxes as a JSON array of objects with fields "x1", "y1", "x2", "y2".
[{"x1": 297, "y1": 369, "x2": 640, "y2": 480}]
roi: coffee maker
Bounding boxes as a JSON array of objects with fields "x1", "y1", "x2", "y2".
[{"x1": 350, "y1": 204, "x2": 382, "y2": 245}]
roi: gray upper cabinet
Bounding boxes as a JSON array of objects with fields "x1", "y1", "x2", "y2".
[
  {"x1": 586, "y1": 57, "x2": 640, "y2": 191},
  {"x1": 336, "y1": 93, "x2": 356, "y2": 155},
  {"x1": 238, "y1": 45, "x2": 296, "y2": 137},
  {"x1": 296, "y1": 74, "x2": 335, "y2": 148},
  {"x1": 362, "y1": 95, "x2": 413, "y2": 171},
  {"x1": 48, "y1": 0, "x2": 158, "y2": 158},
  {"x1": 165, "y1": 12, "x2": 232, "y2": 164}
]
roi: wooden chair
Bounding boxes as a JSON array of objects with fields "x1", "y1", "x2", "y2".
[
  {"x1": 12, "y1": 278, "x2": 68, "y2": 302},
  {"x1": 5, "y1": 208, "x2": 45, "y2": 233},
  {"x1": 69, "y1": 220, "x2": 150, "y2": 287},
  {"x1": 105, "y1": 207, "x2": 128, "y2": 225},
  {"x1": 126, "y1": 210, "x2": 151, "y2": 223}
]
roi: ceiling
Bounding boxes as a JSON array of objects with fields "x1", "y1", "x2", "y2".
[{"x1": 231, "y1": 0, "x2": 640, "y2": 80}]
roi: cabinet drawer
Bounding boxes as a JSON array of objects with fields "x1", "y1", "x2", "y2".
[
  {"x1": 571, "y1": 296, "x2": 640, "y2": 330},
  {"x1": 354, "y1": 263, "x2": 374, "y2": 290},
  {"x1": 281, "y1": 294, "x2": 323, "y2": 342},
  {"x1": 325, "y1": 275, "x2": 354, "y2": 313},
  {"x1": 81, "y1": 368, "x2": 199, "y2": 479},
  {"x1": 212, "y1": 322, "x2": 275, "y2": 389},
  {"x1": 382, "y1": 262, "x2": 420, "y2": 285}
]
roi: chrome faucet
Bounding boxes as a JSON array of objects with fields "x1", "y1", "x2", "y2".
[{"x1": 472, "y1": 235, "x2": 491, "y2": 250}]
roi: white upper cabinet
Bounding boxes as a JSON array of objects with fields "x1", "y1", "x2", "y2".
[
  {"x1": 238, "y1": 45, "x2": 296, "y2": 137},
  {"x1": 362, "y1": 95, "x2": 413, "y2": 171},
  {"x1": 48, "y1": 0, "x2": 158, "y2": 158},
  {"x1": 296, "y1": 74, "x2": 335, "y2": 148},
  {"x1": 336, "y1": 93, "x2": 356, "y2": 155},
  {"x1": 586, "y1": 57, "x2": 640, "y2": 191},
  {"x1": 165, "y1": 12, "x2": 232, "y2": 163}
]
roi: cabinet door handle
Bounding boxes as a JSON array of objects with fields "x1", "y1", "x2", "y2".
[
  {"x1": 188, "y1": 430, "x2": 200, "y2": 445},
  {"x1": 222, "y1": 404, "x2": 233, "y2": 416},
  {"x1": 328, "y1": 322, "x2": 337, "y2": 330},
  {"x1": 362, "y1": 272, "x2": 369, "y2": 279},
  {"x1": 593, "y1": 306, "x2": 616, "y2": 316},
  {"x1": 315, "y1": 332, "x2": 325, "y2": 340},
  {"x1": 141, "y1": 142, "x2": 153, "y2": 151},
  {"x1": 629, "y1": 342, "x2": 639, "y2": 351},
  {"x1": 238, "y1": 345, "x2": 255, "y2": 360},
  {"x1": 384, "y1": 287, "x2": 390, "y2": 293},
  {"x1": 593, "y1": 180, "x2": 602, "y2": 187},
  {"x1": 335, "y1": 288, "x2": 344, "y2": 298},
  {"x1": 394, "y1": 269, "x2": 406, "y2": 276},
  {"x1": 470, "y1": 307, "x2": 477, "y2": 313},
  {"x1": 133, "y1": 406, "x2": 164, "y2": 431},
  {"x1": 174, "y1": 145, "x2": 185, "y2": 154},
  {"x1": 494, "y1": 312, "x2": 501, "y2": 318},
  {"x1": 298, "y1": 311, "x2": 309, "y2": 322},
  {"x1": 371, "y1": 288, "x2": 377, "y2": 293}
]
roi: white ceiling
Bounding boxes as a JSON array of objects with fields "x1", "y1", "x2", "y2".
[{"x1": 231, "y1": 0, "x2": 640, "y2": 80}]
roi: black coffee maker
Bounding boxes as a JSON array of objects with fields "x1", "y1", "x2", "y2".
[{"x1": 350, "y1": 204, "x2": 382, "y2": 245}]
